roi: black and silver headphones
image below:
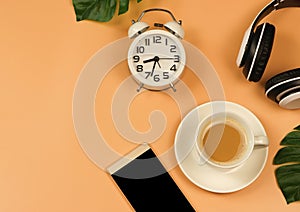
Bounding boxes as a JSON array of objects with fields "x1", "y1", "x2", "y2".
[{"x1": 237, "y1": 0, "x2": 300, "y2": 110}]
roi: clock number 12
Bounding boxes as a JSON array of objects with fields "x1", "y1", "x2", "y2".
[{"x1": 153, "y1": 36, "x2": 162, "y2": 44}]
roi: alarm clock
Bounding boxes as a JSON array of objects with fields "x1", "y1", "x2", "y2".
[{"x1": 127, "y1": 8, "x2": 185, "y2": 92}]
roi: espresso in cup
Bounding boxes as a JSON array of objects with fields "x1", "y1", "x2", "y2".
[{"x1": 195, "y1": 112, "x2": 268, "y2": 168}]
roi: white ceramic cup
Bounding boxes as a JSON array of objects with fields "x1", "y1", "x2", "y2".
[{"x1": 194, "y1": 112, "x2": 268, "y2": 168}]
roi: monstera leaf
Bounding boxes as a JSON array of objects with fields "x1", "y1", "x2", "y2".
[
  {"x1": 72, "y1": 0, "x2": 142, "y2": 22},
  {"x1": 273, "y1": 125, "x2": 300, "y2": 204}
]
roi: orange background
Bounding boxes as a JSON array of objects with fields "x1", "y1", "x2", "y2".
[{"x1": 1, "y1": 0, "x2": 300, "y2": 211}]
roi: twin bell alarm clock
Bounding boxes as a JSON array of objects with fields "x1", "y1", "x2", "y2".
[{"x1": 127, "y1": 8, "x2": 186, "y2": 92}]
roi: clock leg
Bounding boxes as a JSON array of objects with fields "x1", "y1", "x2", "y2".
[
  {"x1": 170, "y1": 83, "x2": 176, "y2": 92},
  {"x1": 137, "y1": 83, "x2": 144, "y2": 92}
]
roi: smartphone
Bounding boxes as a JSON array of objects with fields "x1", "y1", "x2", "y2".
[{"x1": 107, "y1": 144, "x2": 195, "y2": 211}]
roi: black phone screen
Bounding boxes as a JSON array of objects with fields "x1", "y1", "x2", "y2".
[{"x1": 108, "y1": 144, "x2": 195, "y2": 211}]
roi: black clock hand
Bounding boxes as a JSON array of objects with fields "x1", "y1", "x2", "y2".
[
  {"x1": 143, "y1": 57, "x2": 156, "y2": 64},
  {"x1": 150, "y1": 56, "x2": 161, "y2": 76},
  {"x1": 153, "y1": 56, "x2": 161, "y2": 68},
  {"x1": 143, "y1": 56, "x2": 161, "y2": 64},
  {"x1": 142, "y1": 56, "x2": 161, "y2": 76},
  {"x1": 156, "y1": 60, "x2": 161, "y2": 68},
  {"x1": 150, "y1": 61, "x2": 157, "y2": 77}
]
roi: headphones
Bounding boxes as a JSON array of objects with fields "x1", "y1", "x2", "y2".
[
  {"x1": 237, "y1": 0, "x2": 300, "y2": 110},
  {"x1": 128, "y1": 8, "x2": 184, "y2": 39}
]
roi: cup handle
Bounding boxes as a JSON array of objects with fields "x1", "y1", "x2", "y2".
[{"x1": 254, "y1": 135, "x2": 269, "y2": 147}]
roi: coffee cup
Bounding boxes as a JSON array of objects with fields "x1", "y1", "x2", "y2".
[{"x1": 194, "y1": 112, "x2": 268, "y2": 168}]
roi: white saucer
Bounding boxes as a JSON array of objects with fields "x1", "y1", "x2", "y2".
[{"x1": 174, "y1": 101, "x2": 269, "y2": 193}]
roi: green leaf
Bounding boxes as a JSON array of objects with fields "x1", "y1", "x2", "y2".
[
  {"x1": 119, "y1": 0, "x2": 129, "y2": 15},
  {"x1": 281, "y1": 131, "x2": 300, "y2": 145},
  {"x1": 72, "y1": 0, "x2": 117, "y2": 22},
  {"x1": 273, "y1": 146, "x2": 300, "y2": 165},
  {"x1": 275, "y1": 165, "x2": 300, "y2": 204},
  {"x1": 72, "y1": 0, "x2": 143, "y2": 22},
  {"x1": 273, "y1": 125, "x2": 300, "y2": 204}
]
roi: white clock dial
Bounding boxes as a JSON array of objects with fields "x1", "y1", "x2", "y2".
[{"x1": 128, "y1": 30, "x2": 186, "y2": 91}]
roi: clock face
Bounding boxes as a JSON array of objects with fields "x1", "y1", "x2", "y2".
[{"x1": 128, "y1": 30, "x2": 186, "y2": 90}]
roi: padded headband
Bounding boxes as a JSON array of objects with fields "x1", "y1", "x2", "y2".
[
  {"x1": 236, "y1": 0, "x2": 300, "y2": 68},
  {"x1": 250, "y1": 0, "x2": 300, "y2": 32}
]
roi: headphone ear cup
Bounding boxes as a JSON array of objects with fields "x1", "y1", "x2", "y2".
[
  {"x1": 243, "y1": 23, "x2": 275, "y2": 82},
  {"x1": 265, "y1": 68, "x2": 300, "y2": 109}
]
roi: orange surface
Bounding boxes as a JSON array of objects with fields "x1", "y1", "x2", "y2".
[{"x1": 1, "y1": 0, "x2": 300, "y2": 211}]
